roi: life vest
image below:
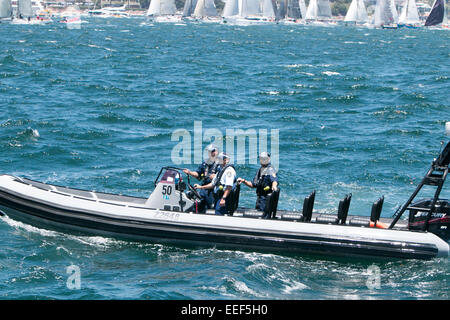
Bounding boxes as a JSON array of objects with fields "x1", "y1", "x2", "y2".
[
  {"x1": 253, "y1": 165, "x2": 277, "y2": 196},
  {"x1": 200, "y1": 161, "x2": 219, "y2": 185}
]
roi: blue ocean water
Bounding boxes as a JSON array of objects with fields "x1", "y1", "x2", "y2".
[{"x1": 0, "y1": 18, "x2": 449, "y2": 299}]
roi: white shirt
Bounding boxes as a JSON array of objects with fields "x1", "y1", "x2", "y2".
[{"x1": 212, "y1": 166, "x2": 236, "y2": 193}]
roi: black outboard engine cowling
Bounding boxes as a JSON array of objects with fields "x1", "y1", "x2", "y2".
[{"x1": 408, "y1": 199, "x2": 450, "y2": 241}]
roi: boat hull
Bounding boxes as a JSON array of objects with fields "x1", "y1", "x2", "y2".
[{"x1": 0, "y1": 175, "x2": 448, "y2": 260}]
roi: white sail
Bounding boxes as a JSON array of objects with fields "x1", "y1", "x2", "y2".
[
  {"x1": 223, "y1": 0, "x2": 239, "y2": 16},
  {"x1": 147, "y1": 0, "x2": 176, "y2": 15},
  {"x1": 345, "y1": 0, "x2": 368, "y2": 22},
  {"x1": 286, "y1": 0, "x2": 306, "y2": 19},
  {"x1": 0, "y1": 0, "x2": 12, "y2": 18},
  {"x1": 18, "y1": 0, "x2": 33, "y2": 17},
  {"x1": 299, "y1": 0, "x2": 307, "y2": 19},
  {"x1": 240, "y1": 0, "x2": 260, "y2": 16},
  {"x1": 147, "y1": 0, "x2": 161, "y2": 15},
  {"x1": 345, "y1": 0, "x2": 358, "y2": 21},
  {"x1": 183, "y1": 0, "x2": 198, "y2": 16},
  {"x1": 193, "y1": 0, "x2": 218, "y2": 16},
  {"x1": 389, "y1": 0, "x2": 398, "y2": 23},
  {"x1": 261, "y1": 0, "x2": 275, "y2": 17},
  {"x1": 305, "y1": 0, "x2": 331, "y2": 20},
  {"x1": 305, "y1": 0, "x2": 318, "y2": 19},
  {"x1": 373, "y1": 0, "x2": 383, "y2": 25},
  {"x1": 357, "y1": 0, "x2": 368, "y2": 21},
  {"x1": 317, "y1": 0, "x2": 332, "y2": 18},
  {"x1": 398, "y1": 0, "x2": 420, "y2": 24},
  {"x1": 444, "y1": 3, "x2": 448, "y2": 24},
  {"x1": 373, "y1": 0, "x2": 397, "y2": 25}
]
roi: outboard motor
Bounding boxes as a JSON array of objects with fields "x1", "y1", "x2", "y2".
[
  {"x1": 389, "y1": 139, "x2": 450, "y2": 241},
  {"x1": 408, "y1": 199, "x2": 450, "y2": 241}
]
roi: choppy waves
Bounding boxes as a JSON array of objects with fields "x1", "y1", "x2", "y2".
[{"x1": 0, "y1": 19, "x2": 449, "y2": 299}]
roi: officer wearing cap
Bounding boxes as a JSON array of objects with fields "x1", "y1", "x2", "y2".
[
  {"x1": 237, "y1": 152, "x2": 278, "y2": 213},
  {"x1": 183, "y1": 144, "x2": 219, "y2": 213},
  {"x1": 194, "y1": 152, "x2": 236, "y2": 215}
]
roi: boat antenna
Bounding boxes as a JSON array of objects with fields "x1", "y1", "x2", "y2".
[{"x1": 437, "y1": 121, "x2": 449, "y2": 156}]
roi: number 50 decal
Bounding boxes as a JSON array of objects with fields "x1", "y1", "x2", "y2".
[{"x1": 162, "y1": 185, "x2": 173, "y2": 195}]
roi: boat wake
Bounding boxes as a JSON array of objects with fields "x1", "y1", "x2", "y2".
[
  {"x1": 0, "y1": 214, "x2": 124, "y2": 249},
  {"x1": 1, "y1": 214, "x2": 59, "y2": 238}
]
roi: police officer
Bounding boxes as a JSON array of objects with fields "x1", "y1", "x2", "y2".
[
  {"x1": 183, "y1": 144, "x2": 219, "y2": 213},
  {"x1": 237, "y1": 152, "x2": 278, "y2": 213},
  {"x1": 194, "y1": 152, "x2": 236, "y2": 215}
]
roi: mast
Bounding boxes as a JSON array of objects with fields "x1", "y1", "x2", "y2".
[
  {"x1": 398, "y1": 0, "x2": 407, "y2": 22},
  {"x1": 398, "y1": 0, "x2": 420, "y2": 24}
]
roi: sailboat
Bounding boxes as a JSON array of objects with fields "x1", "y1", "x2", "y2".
[
  {"x1": 344, "y1": 0, "x2": 369, "y2": 25},
  {"x1": 224, "y1": 0, "x2": 276, "y2": 25},
  {"x1": 222, "y1": 0, "x2": 239, "y2": 17},
  {"x1": 0, "y1": 0, "x2": 12, "y2": 22},
  {"x1": 221, "y1": 0, "x2": 240, "y2": 23},
  {"x1": 398, "y1": 0, "x2": 421, "y2": 28},
  {"x1": 192, "y1": 0, "x2": 219, "y2": 22},
  {"x1": 147, "y1": 0, "x2": 180, "y2": 23},
  {"x1": 424, "y1": 0, "x2": 448, "y2": 28},
  {"x1": 305, "y1": 0, "x2": 333, "y2": 25},
  {"x1": 246, "y1": 0, "x2": 276, "y2": 23},
  {"x1": 283, "y1": 0, "x2": 307, "y2": 24},
  {"x1": 11, "y1": 0, "x2": 47, "y2": 24},
  {"x1": 373, "y1": 0, "x2": 399, "y2": 28},
  {"x1": 299, "y1": 0, "x2": 307, "y2": 20},
  {"x1": 182, "y1": 0, "x2": 198, "y2": 19}
]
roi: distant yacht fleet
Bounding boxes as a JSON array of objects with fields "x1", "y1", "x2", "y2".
[
  {"x1": 0, "y1": 0, "x2": 448, "y2": 29},
  {"x1": 144, "y1": 0, "x2": 447, "y2": 28},
  {"x1": 144, "y1": 0, "x2": 448, "y2": 29}
]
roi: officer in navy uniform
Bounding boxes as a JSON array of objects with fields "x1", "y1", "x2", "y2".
[
  {"x1": 194, "y1": 152, "x2": 236, "y2": 215},
  {"x1": 183, "y1": 144, "x2": 219, "y2": 213},
  {"x1": 237, "y1": 152, "x2": 278, "y2": 214}
]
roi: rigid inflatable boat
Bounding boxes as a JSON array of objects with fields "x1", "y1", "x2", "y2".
[{"x1": 1, "y1": 142, "x2": 449, "y2": 260}]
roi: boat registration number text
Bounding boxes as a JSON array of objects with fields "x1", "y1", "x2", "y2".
[{"x1": 155, "y1": 211, "x2": 180, "y2": 221}]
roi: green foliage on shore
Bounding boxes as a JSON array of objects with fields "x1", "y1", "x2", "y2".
[{"x1": 330, "y1": 0, "x2": 352, "y2": 17}]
